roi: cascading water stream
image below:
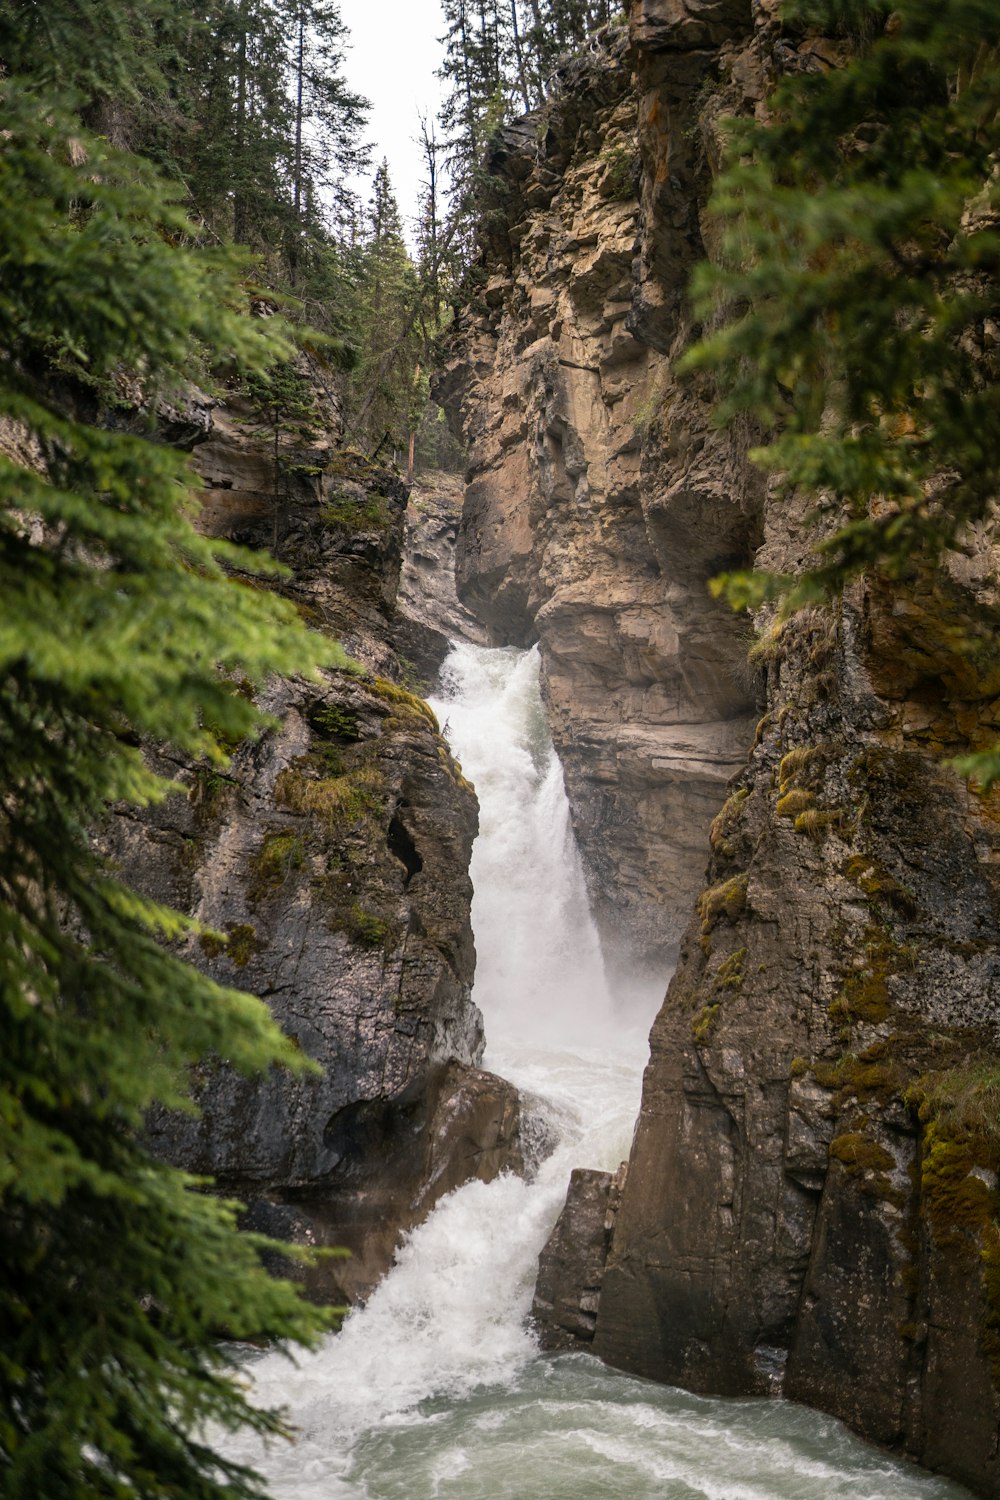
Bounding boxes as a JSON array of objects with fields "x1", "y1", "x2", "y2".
[{"x1": 219, "y1": 644, "x2": 972, "y2": 1500}]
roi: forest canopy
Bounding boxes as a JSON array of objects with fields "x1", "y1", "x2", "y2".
[{"x1": 684, "y1": 0, "x2": 1000, "y2": 779}]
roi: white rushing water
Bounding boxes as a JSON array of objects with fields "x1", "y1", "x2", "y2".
[{"x1": 220, "y1": 643, "x2": 972, "y2": 1500}]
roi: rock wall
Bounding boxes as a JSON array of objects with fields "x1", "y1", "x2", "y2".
[
  {"x1": 594, "y1": 579, "x2": 1000, "y2": 1493},
  {"x1": 102, "y1": 377, "x2": 522, "y2": 1306},
  {"x1": 395, "y1": 469, "x2": 490, "y2": 679},
  {"x1": 446, "y1": 4, "x2": 1000, "y2": 1493},
  {"x1": 436, "y1": 25, "x2": 760, "y2": 987}
]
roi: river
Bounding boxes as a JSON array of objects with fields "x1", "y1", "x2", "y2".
[{"x1": 219, "y1": 643, "x2": 972, "y2": 1500}]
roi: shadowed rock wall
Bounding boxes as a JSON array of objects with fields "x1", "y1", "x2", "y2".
[
  {"x1": 446, "y1": 5, "x2": 1000, "y2": 1492},
  {"x1": 101, "y1": 376, "x2": 523, "y2": 1306}
]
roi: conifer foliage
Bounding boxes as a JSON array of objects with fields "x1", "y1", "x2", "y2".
[
  {"x1": 686, "y1": 0, "x2": 1000, "y2": 608},
  {"x1": 438, "y1": 0, "x2": 617, "y2": 175},
  {"x1": 684, "y1": 0, "x2": 1000, "y2": 783},
  {"x1": 0, "y1": 72, "x2": 345, "y2": 1500}
]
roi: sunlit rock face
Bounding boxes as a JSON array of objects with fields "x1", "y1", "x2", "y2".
[
  {"x1": 445, "y1": 7, "x2": 1000, "y2": 1494},
  {"x1": 436, "y1": 30, "x2": 761, "y2": 990},
  {"x1": 100, "y1": 378, "x2": 523, "y2": 1306}
]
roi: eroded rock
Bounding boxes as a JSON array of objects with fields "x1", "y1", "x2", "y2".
[
  {"x1": 436, "y1": 28, "x2": 761, "y2": 986},
  {"x1": 595, "y1": 595, "x2": 1000, "y2": 1492},
  {"x1": 532, "y1": 1164, "x2": 626, "y2": 1349},
  {"x1": 395, "y1": 469, "x2": 490, "y2": 678},
  {"x1": 100, "y1": 374, "x2": 524, "y2": 1306},
  {"x1": 445, "y1": 7, "x2": 1000, "y2": 1492}
]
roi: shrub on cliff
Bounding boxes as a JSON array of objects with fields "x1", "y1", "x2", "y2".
[{"x1": 0, "y1": 85, "x2": 347, "y2": 1498}]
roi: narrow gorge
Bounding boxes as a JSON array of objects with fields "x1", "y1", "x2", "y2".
[
  {"x1": 36, "y1": 3, "x2": 1000, "y2": 1496},
  {"x1": 127, "y1": 5, "x2": 1000, "y2": 1494},
  {"x1": 432, "y1": 3, "x2": 1000, "y2": 1496}
]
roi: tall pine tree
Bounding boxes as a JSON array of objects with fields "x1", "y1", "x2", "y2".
[
  {"x1": 347, "y1": 161, "x2": 424, "y2": 456},
  {"x1": 0, "y1": 67, "x2": 346, "y2": 1500}
]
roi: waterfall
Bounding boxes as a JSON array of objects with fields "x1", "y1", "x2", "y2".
[
  {"x1": 434, "y1": 644, "x2": 618, "y2": 1052},
  {"x1": 217, "y1": 645, "x2": 971, "y2": 1500}
]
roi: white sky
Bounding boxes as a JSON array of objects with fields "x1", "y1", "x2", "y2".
[{"x1": 337, "y1": 0, "x2": 449, "y2": 240}]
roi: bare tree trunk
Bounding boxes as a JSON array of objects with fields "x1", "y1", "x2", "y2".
[
  {"x1": 233, "y1": 3, "x2": 249, "y2": 242},
  {"x1": 407, "y1": 362, "x2": 422, "y2": 481},
  {"x1": 419, "y1": 118, "x2": 442, "y2": 326},
  {"x1": 293, "y1": 8, "x2": 305, "y2": 217},
  {"x1": 526, "y1": 0, "x2": 546, "y2": 100},
  {"x1": 510, "y1": 0, "x2": 531, "y2": 111},
  {"x1": 458, "y1": 2, "x2": 478, "y2": 160}
]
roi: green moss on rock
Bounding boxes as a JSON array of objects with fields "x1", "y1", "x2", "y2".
[
  {"x1": 832, "y1": 929, "x2": 915, "y2": 1028},
  {"x1": 709, "y1": 787, "x2": 749, "y2": 857},
  {"x1": 777, "y1": 788, "x2": 815, "y2": 818},
  {"x1": 274, "y1": 763, "x2": 385, "y2": 830},
  {"x1": 198, "y1": 921, "x2": 265, "y2": 968},
  {"x1": 698, "y1": 872, "x2": 749, "y2": 947},
  {"x1": 692, "y1": 1003, "x2": 721, "y2": 1044},
  {"x1": 829, "y1": 1130, "x2": 900, "y2": 1201},
  {"x1": 371, "y1": 677, "x2": 439, "y2": 729},
  {"x1": 795, "y1": 807, "x2": 845, "y2": 837},
  {"x1": 713, "y1": 947, "x2": 746, "y2": 994},
  {"x1": 248, "y1": 830, "x2": 305, "y2": 903},
  {"x1": 842, "y1": 855, "x2": 918, "y2": 915}
]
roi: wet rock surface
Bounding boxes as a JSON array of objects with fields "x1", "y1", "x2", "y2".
[
  {"x1": 444, "y1": 7, "x2": 1000, "y2": 1494},
  {"x1": 436, "y1": 27, "x2": 761, "y2": 988},
  {"x1": 395, "y1": 469, "x2": 490, "y2": 679},
  {"x1": 594, "y1": 591, "x2": 1000, "y2": 1494},
  {"x1": 102, "y1": 379, "x2": 523, "y2": 1306},
  {"x1": 532, "y1": 1165, "x2": 626, "y2": 1350}
]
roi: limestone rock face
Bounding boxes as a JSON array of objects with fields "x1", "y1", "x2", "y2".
[
  {"x1": 630, "y1": 0, "x2": 752, "y2": 52},
  {"x1": 586, "y1": 16, "x2": 1000, "y2": 1490},
  {"x1": 102, "y1": 378, "x2": 523, "y2": 1305},
  {"x1": 532, "y1": 1165, "x2": 626, "y2": 1350},
  {"x1": 595, "y1": 584, "x2": 1000, "y2": 1492},
  {"x1": 444, "y1": 6, "x2": 1000, "y2": 1492},
  {"x1": 395, "y1": 469, "x2": 490, "y2": 678},
  {"x1": 436, "y1": 28, "x2": 761, "y2": 985}
]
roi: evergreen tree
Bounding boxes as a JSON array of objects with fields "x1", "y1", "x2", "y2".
[
  {"x1": 521, "y1": 0, "x2": 614, "y2": 93},
  {"x1": 179, "y1": 0, "x2": 298, "y2": 248},
  {"x1": 416, "y1": 117, "x2": 446, "y2": 330},
  {"x1": 287, "y1": 0, "x2": 369, "y2": 239},
  {"x1": 435, "y1": 0, "x2": 623, "y2": 285},
  {"x1": 348, "y1": 161, "x2": 423, "y2": 455},
  {"x1": 683, "y1": 0, "x2": 1000, "y2": 774},
  {"x1": 438, "y1": 0, "x2": 494, "y2": 180},
  {"x1": 0, "y1": 80, "x2": 346, "y2": 1498},
  {"x1": 0, "y1": 0, "x2": 166, "y2": 103}
]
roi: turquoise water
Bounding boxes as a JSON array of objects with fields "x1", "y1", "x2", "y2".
[
  {"x1": 218, "y1": 645, "x2": 974, "y2": 1500},
  {"x1": 347, "y1": 1354, "x2": 972, "y2": 1500}
]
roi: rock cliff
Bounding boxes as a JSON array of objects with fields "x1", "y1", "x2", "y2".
[
  {"x1": 396, "y1": 469, "x2": 490, "y2": 678},
  {"x1": 101, "y1": 374, "x2": 522, "y2": 1306},
  {"x1": 444, "y1": 4, "x2": 1000, "y2": 1493},
  {"x1": 436, "y1": 24, "x2": 761, "y2": 989}
]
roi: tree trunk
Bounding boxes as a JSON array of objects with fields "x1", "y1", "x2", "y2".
[
  {"x1": 407, "y1": 362, "x2": 421, "y2": 481},
  {"x1": 293, "y1": 8, "x2": 305, "y2": 217},
  {"x1": 233, "y1": 1, "x2": 249, "y2": 243},
  {"x1": 510, "y1": 0, "x2": 531, "y2": 112}
]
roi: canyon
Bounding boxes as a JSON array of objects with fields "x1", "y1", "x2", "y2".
[
  {"x1": 436, "y1": 3, "x2": 1000, "y2": 1495},
  {"x1": 102, "y1": 385, "x2": 524, "y2": 1307},
  {"x1": 96, "y1": 4, "x2": 1000, "y2": 1494}
]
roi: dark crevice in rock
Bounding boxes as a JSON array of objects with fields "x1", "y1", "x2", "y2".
[{"x1": 388, "y1": 808, "x2": 423, "y2": 885}]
